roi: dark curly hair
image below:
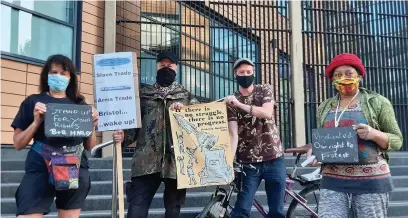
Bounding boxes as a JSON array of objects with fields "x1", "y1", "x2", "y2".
[{"x1": 39, "y1": 54, "x2": 84, "y2": 103}]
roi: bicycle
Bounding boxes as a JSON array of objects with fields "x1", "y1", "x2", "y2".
[{"x1": 197, "y1": 144, "x2": 320, "y2": 218}]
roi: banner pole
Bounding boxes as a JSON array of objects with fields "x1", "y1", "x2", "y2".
[
  {"x1": 115, "y1": 141, "x2": 125, "y2": 218},
  {"x1": 112, "y1": 142, "x2": 118, "y2": 218},
  {"x1": 112, "y1": 141, "x2": 118, "y2": 218}
]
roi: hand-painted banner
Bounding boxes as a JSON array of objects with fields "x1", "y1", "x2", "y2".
[{"x1": 169, "y1": 102, "x2": 234, "y2": 189}]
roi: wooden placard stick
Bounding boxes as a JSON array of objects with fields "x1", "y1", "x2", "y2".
[{"x1": 115, "y1": 141, "x2": 125, "y2": 218}]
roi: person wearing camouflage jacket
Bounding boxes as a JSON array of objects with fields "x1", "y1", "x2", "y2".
[{"x1": 123, "y1": 51, "x2": 198, "y2": 218}]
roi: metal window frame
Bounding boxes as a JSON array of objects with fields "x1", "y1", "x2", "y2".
[
  {"x1": 197, "y1": 2, "x2": 262, "y2": 98},
  {"x1": 303, "y1": 0, "x2": 408, "y2": 151},
  {"x1": 302, "y1": 1, "x2": 313, "y2": 37},
  {"x1": 137, "y1": 2, "x2": 262, "y2": 100},
  {"x1": 277, "y1": 0, "x2": 289, "y2": 17},
  {"x1": 0, "y1": 1, "x2": 82, "y2": 73}
]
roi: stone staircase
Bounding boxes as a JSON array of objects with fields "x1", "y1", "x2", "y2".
[{"x1": 1, "y1": 146, "x2": 408, "y2": 217}]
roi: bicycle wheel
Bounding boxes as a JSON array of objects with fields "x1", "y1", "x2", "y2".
[
  {"x1": 286, "y1": 183, "x2": 320, "y2": 218},
  {"x1": 197, "y1": 194, "x2": 230, "y2": 218}
]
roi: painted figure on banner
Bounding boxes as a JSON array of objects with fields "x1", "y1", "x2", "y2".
[
  {"x1": 176, "y1": 132, "x2": 185, "y2": 154},
  {"x1": 177, "y1": 156, "x2": 185, "y2": 175},
  {"x1": 187, "y1": 159, "x2": 197, "y2": 185},
  {"x1": 186, "y1": 147, "x2": 198, "y2": 164}
]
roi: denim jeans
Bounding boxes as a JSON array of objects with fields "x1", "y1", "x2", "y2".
[{"x1": 231, "y1": 157, "x2": 286, "y2": 218}]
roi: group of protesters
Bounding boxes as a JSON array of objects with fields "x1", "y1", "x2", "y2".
[{"x1": 11, "y1": 50, "x2": 402, "y2": 218}]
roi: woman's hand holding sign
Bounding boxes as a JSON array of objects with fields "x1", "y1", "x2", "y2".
[
  {"x1": 306, "y1": 148, "x2": 321, "y2": 167},
  {"x1": 354, "y1": 123, "x2": 389, "y2": 150},
  {"x1": 34, "y1": 102, "x2": 47, "y2": 125},
  {"x1": 353, "y1": 124, "x2": 374, "y2": 140}
]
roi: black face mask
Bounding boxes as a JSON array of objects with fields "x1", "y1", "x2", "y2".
[
  {"x1": 156, "y1": 67, "x2": 176, "y2": 87},
  {"x1": 236, "y1": 75, "x2": 255, "y2": 88}
]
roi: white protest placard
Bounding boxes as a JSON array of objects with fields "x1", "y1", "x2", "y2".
[{"x1": 93, "y1": 52, "x2": 141, "y2": 131}]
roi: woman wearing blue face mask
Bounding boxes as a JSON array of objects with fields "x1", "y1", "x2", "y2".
[{"x1": 11, "y1": 54, "x2": 124, "y2": 218}]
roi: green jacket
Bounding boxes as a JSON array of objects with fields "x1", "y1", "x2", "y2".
[
  {"x1": 317, "y1": 88, "x2": 403, "y2": 162},
  {"x1": 123, "y1": 83, "x2": 198, "y2": 179}
]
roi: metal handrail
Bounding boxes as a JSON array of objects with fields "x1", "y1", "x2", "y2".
[
  {"x1": 90, "y1": 139, "x2": 118, "y2": 218},
  {"x1": 91, "y1": 140, "x2": 114, "y2": 157}
]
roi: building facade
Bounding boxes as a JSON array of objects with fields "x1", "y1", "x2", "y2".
[{"x1": 2, "y1": 0, "x2": 408, "y2": 152}]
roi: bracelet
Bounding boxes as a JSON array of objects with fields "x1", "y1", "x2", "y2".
[{"x1": 249, "y1": 105, "x2": 253, "y2": 115}]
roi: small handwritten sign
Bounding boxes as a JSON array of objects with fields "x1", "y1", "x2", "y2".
[
  {"x1": 45, "y1": 103, "x2": 93, "y2": 138},
  {"x1": 311, "y1": 127, "x2": 359, "y2": 164}
]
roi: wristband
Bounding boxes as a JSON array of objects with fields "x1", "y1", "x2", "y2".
[{"x1": 249, "y1": 105, "x2": 253, "y2": 115}]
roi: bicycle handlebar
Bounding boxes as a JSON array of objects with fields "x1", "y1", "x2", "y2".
[
  {"x1": 300, "y1": 155, "x2": 316, "y2": 167},
  {"x1": 233, "y1": 152, "x2": 314, "y2": 172}
]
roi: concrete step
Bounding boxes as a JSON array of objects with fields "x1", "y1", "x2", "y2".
[
  {"x1": 3, "y1": 187, "x2": 408, "y2": 214},
  {"x1": 2, "y1": 176, "x2": 408, "y2": 198},
  {"x1": 0, "y1": 157, "x2": 302, "y2": 171},
  {"x1": 0, "y1": 189, "x2": 311, "y2": 214},
  {"x1": 0, "y1": 208, "x2": 201, "y2": 218},
  {"x1": 3, "y1": 166, "x2": 408, "y2": 184},
  {"x1": 2, "y1": 144, "x2": 407, "y2": 160},
  {"x1": 3, "y1": 153, "x2": 408, "y2": 171},
  {"x1": 2, "y1": 202, "x2": 408, "y2": 218},
  {"x1": 2, "y1": 147, "x2": 408, "y2": 217},
  {"x1": 1, "y1": 146, "x2": 93, "y2": 160}
]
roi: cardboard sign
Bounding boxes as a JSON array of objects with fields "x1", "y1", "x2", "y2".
[
  {"x1": 93, "y1": 52, "x2": 141, "y2": 131},
  {"x1": 311, "y1": 127, "x2": 359, "y2": 164},
  {"x1": 169, "y1": 102, "x2": 234, "y2": 189},
  {"x1": 45, "y1": 103, "x2": 93, "y2": 138}
]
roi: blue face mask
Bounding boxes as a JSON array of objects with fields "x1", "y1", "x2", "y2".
[{"x1": 48, "y1": 74, "x2": 69, "y2": 91}]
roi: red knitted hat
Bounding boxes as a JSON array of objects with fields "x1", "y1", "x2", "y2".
[{"x1": 326, "y1": 53, "x2": 366, "y2": 81}]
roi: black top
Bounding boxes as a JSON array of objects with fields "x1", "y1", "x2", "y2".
[{"x1": 11, "y1": 93, "x2": 89, "y2": 167}]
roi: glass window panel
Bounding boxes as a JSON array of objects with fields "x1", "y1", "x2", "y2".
[
  {"x1": 279, "y1": 78, "x2": 291, "y2": 148},
  {"x1": 140, "y1": 51, "x2": 157, "y2": 85},
  {"x1": 278, "y1": 0, "x2": 288, "y2": 17},
  {"x1": 1, "y1": 5, "x2": 73, "y2": 60},
  {"x1": 141, "y1": 16, "x2": 179, "y2": 52},
  {"x1": 214, "y1": 77, "x2": 236, "y2": 99},
  {"x1": 211, "y1": 20, "x2": 259, "y2": 97},
  {"x1": 182, "y1": 65, "x2": 210, "y2": 98},
  {"x1": 139, "y1": 10, "x2": 260, "y2": 100},
  {"x1": 278, "y1": 52, "x2": 291, "y2": 79},
  {"x1": 140, "y1": 12, "x2": 181, "y2": 87},
  {"x1": 213, "y1": 51, "x2": 234, "y2": 77},
  {"x1": 4, "y1": 0, "x2": 74, "y2": 23},
  {"x1": 1, "y1": 5, "x2": 13, "y2": 52}
]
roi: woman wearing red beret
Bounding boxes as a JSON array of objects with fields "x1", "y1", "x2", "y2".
[{"x1": 307, "y1": 53, "x2": 403, "y2": 217}]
